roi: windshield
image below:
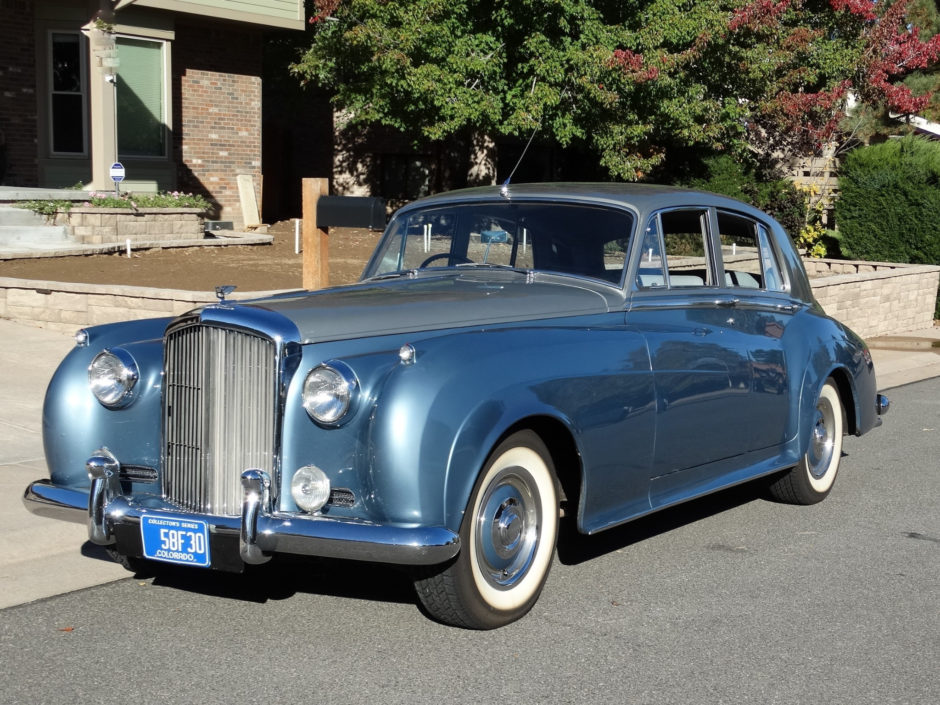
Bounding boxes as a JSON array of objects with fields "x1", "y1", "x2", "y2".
[{"x1": 363, "y1": 201, "x2": 635, "y2": 285}]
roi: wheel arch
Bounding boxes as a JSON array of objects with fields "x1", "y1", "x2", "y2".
[
  {"x1": 826, "y1": 366, "x2": 858, "y2": 435},
  {"x1": 446, "y1": 413, "x2": 584, "y2": 534},
  {"x1": 501, "y1": 416, "x2": 583, "y2": 520}
]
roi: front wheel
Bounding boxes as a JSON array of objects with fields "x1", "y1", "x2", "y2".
[
  {"x1": 768, "y1": 379, "x2": 844, "y2": 504},
  {"x1": 105, "y1": 547, "x2": 153, "y2": 576},
  {"x1": 414, "y1": 430, "x2": 559, "y2": 629}
]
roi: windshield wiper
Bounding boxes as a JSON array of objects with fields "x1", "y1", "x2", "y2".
[
  {"x1": 364, "y1": 269, "x2": 419, "y2": 281},
  {"x1": 455, "y1": 262, "x2": 530, "y2": 274}
]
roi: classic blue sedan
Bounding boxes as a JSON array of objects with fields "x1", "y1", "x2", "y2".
[{"x1": 24, "y1": 183, "x2": 889, "y2": 628}]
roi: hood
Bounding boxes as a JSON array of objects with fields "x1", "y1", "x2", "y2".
[{"x1": 238, "y1": 271, "x2": 614, "y2": 343}]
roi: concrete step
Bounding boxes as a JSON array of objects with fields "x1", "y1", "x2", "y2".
[
  {"x1": 0, "y1": 205, "x2": 51, "y2": 227},
  {"x1": 0, "y1": 224, "x2": 72, "y2": 246}
]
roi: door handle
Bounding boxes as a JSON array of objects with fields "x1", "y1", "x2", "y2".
[
  {"x1": 776, "y1": 303, "x2": 798, "y2": 313},
  {"x1": 715, "y1": 298, "x2": 739, "y2": 308}
]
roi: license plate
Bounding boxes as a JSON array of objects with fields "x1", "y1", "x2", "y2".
[{"x1": 141, "y1": 515, "x2": 211, "y2": 567}]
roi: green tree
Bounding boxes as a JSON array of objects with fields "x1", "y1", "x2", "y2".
[{"x1": 293, "y1": 1, "x2": 940, "y2": 181}]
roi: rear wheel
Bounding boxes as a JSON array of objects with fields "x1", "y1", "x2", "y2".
[
  {"x1": 414, "y1": 430, "x2": 559, "y2": 629},
  {"x1": 769, "y1": 379, "x2": 844, "y2": 504}
]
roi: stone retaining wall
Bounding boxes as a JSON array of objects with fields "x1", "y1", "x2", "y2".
[
  {"x1": 55, "y1": 208, "x2": 205, "y2": 244},
  {"x1": 805, "y1": 259, "x2": 940, "y2": 339},
  {"x1": 0, "y1": 278, "x2": 293, "y2": 332},
  {"x1": 1, "y1": 259, "x2": 938, "y2": 338}
]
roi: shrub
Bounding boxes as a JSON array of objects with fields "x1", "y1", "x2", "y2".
[
  {"x1": 17, "y1": 191, "x2": 210, "y2": 218},
  {"x1": 678, "y1": 154, "x2": 831, "y2": 255},
  {"x1": 835, "y1": 136, "x2": 940, "y2": 265},
  {"x1": 15, "y1": 200, "x2": 73, "y2": 219},
  {"x1": 84, "y1": 191, "x2": 210, "y2": 210}
]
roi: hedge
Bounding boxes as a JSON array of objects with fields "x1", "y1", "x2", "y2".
[{"x1": 835, "y1": 136, "x2": 940, "y2": 265}]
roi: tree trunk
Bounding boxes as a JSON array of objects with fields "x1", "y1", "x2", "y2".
[{"x1": 466, "y1": 132, "x2": 497, "y2": 186}]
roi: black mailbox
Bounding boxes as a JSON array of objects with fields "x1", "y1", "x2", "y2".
[{"x1": 316, "y1": 196, "x2": 386, "y2": 230}]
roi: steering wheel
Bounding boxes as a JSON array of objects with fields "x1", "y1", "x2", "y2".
[{"x1": 419, "y1": 253, "x2": 473, "y2": 268}]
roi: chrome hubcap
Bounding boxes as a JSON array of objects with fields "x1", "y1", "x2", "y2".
[
  {"x1": 475, "y1": 469, "x2": 540, "y2": 589},
  {"x1": 807, "y1": 398, "x2": 835, "y2": 479}
]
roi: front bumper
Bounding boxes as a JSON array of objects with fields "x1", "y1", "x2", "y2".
[{"x1": 23, "y1": 459, "x2": 460, "y2": 568}]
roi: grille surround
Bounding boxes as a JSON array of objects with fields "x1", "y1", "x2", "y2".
[{"x1": 162, "y1": 322, "x2": 279, "y2": 516}]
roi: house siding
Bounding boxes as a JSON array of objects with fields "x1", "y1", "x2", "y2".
[
  {"x1": 0, "y1": 0, "x2": 38, "y2": 186},
  {"x1": 132, "y1": 0, "x2": 303, "y2": 29},
  {"x1": 172, "y1": 21, "x2": 263, "y2": 229}
]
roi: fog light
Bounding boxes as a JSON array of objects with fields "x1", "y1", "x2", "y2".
[{"x1": 291, "y1": 465, "x2": 331, "y2": 513}]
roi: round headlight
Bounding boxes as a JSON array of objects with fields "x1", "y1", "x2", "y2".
[
  {"x1": 291, "y1": 465, "x2": 331, "y2": 513},
  {"x1": 88, "y1": 348, "x2": 139, "y2": 408},
  {"x1": 302, "y1": 362, "x2": 358, "y2": 426}
]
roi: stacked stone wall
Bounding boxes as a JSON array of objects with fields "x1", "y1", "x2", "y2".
[
  {"x1": 58, "y1": 208, "x2": 204, "y2": 244},
  {"x1": 0, "y1": 278, "x2": 289, "y2": 331},
  {"x1": 2, "y1": 260, "x2": 937, "y2": 336},
  {"x1": 807, "y1": 259, "x2": 940, "y2": 338}
]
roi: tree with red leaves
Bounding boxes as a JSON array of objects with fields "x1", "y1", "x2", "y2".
[{"x1": 293, "y1": 0, "x2": 940, "y2": 180}]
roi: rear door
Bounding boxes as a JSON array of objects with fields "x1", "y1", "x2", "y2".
[
  {"x1": 711, "y1": 209, "x2": 796, "y2": 452},
  {"x1": 629, "y1": 208, "x2": 755, "y2": 480}
]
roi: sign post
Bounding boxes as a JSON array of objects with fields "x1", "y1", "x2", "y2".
[{"x1": 109, "y1": 162, "x2": 125, "y2": 197}]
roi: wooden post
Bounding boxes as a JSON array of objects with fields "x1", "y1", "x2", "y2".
[{"x1": 302, "y1": 178, "x2": 329, "y2": 290}]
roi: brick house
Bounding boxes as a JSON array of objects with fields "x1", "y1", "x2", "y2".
[{"x1": 0, "y1": 0, "x2": 303, "y2": 227}]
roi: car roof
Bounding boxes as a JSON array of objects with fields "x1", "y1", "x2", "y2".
[{"x1": 397, "y1": 182, "x2": 762, "y2": 218}]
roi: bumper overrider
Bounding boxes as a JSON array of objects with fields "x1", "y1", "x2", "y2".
[{"x1": 23, "y1": 451, "x2": 460, "y2": 569}]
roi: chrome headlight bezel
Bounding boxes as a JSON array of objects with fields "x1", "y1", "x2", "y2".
[
  {"x1": 88, "y1": 348, "x2": 140, "y2": 409},
  {"x1": 302, "y1": 360, "x2": 359, "y2": 427}
]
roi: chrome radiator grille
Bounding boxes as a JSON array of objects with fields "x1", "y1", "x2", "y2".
[{"x1": 163, "y1": 323, "x2": 277, "y2": 516}]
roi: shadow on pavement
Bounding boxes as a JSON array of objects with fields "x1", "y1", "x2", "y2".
[
  {"x1": 131, "y1": 554, "x2": 416, "y2": 606},
  {"x1": 556, "y1": 474, "x2": 776, "y2": 566}
]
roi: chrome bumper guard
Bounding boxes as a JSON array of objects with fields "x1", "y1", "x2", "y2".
[
  {"x1": 23, "y1": 460, "x2": 460, "y2": 568},
  {"x1": 876, "y1": 394, "x2": 890, "y2": 416}
]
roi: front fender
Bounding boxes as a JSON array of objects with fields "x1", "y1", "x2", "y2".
[
  {"x1": 42, "y1": 318, "x2": 171, "y2": 489},
  {"x1": 368, "y1": 324, "x2": 655, "y2": 533}
]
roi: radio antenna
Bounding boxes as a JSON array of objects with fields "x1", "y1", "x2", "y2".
[{"x1": 500, "y1": 124, "x2": 539, "y2": 198}]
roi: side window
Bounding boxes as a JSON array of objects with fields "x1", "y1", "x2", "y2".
[
  {"x1": 716, "y1": 211, "x2": 787, "y2": 291},
  {"x1": 757, "y1": 224, "x2": 786, "y2": 291},
  {"x1": 717, "y1": 212, "x2": 763, "y2": 288},
  {"x1": 49, "y1": 32, "x2": 88, "y2": 155},
  {"x1": 660, "y1": 209, "x2": 712, "y2": 287},
  {"x1": 636, "y1": 216, "x2": 666, "y2": 288}
]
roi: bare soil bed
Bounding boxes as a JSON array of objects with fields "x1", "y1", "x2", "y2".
[{"x1": 0, "y1": 221, "x2": 382, "y2": 291}]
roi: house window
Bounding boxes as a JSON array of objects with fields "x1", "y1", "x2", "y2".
[
  {"x1": 49, "y1": 32, "x2": 87, "y2": 155},
  {"x1": 116, "y1": 36, "x2": 167, "y2": 158}
]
